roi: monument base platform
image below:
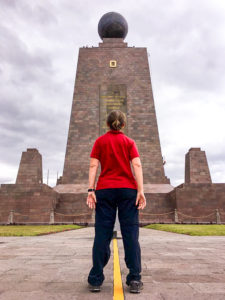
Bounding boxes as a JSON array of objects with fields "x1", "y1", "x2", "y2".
[
  {"x1": 0, "y1": 184, "x2": 59, "y2": 224},
  {"x1": 169, "y1": 183, "x2": 225, "y2": 224},
  {"x1": 53, "y1": 184, "x2": 175, "y2": 225},
  {"x1": 1, "y1": 182, "x2": 225, "y2": 225},
  {"x1": 53, "y1": 183, "x2": 174, "y2": 193}
]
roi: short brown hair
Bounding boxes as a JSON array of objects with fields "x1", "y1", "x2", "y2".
[{"x1": 106, "y1": 110, "x2": 126, "y2": 131}]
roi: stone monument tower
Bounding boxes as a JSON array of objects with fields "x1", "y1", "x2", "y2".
[{"x1": 60, "y1": 12, "x2": 170, "y2": 186}]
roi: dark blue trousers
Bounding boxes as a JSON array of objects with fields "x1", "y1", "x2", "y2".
[{"x1": 87, "y1": 188, "x2": 141, "y2": 286}]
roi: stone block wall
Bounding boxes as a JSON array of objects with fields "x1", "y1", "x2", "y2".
[
  {"x1": 172, "y1": 183, "x2": 225, "y2": 223},
  {"x1": 0, "y1": 184, "x2": 59, "y2": 224},
  {"x1": 139, "y1": 193, "x2": 176, "y2": 225},
  {"x1": 54, "y1": 193, "x2": 93, "y2": 224}
]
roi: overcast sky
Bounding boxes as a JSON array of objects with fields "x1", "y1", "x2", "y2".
[{"x1": 0, "y1": 0, "x2": 225, "y2": 187}]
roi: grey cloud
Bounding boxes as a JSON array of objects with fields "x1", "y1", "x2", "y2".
[
  {"x1": 0, "y1": 0, "x2": 17, "y2": 8},
  {"x1": 0, "y1": 176, "x2": 15, "y2": 184},
  {"x1": 0, "y1": 25, "x2": 53, "y2": 86},
  {"x1": 1, "y1": 0, "x2": 57, "y2": 26},
  {"x1": 128, "y1": 1, "x2": 225, "y2": 92},
  {"x1": 207, "y1": 151, "x2": 225, "y2": 164}
]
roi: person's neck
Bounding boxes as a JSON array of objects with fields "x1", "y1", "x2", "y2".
[{"x1": 108, "y1": 128, "x2": 124, "y2": 134}]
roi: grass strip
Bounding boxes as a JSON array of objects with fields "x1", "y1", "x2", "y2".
[
  {"x1": 144, "y1": 224, "x2": 225, "y2": 236},
  {"x1": 0, "y1": 224, "x2": 84, "y2": 236}
]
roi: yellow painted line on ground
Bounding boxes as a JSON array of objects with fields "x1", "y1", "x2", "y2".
[{"x1": 113, "y1": 238, "x2": 124, "y2": 300}]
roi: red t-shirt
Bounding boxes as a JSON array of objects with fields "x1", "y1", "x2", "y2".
[{"x1": 90, "y1": 129, "x2": 140, "y2": 190}]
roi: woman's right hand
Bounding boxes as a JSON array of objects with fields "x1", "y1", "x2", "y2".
[{"x1": 135, "y1": 191, "x2": 147, "y2": 210}]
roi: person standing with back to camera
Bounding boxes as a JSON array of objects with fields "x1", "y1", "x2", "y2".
[{"x1": 86, "y1": 110, "x2": 146, "y2": 294}]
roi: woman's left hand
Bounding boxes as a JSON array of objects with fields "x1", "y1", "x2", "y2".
[{"x1": 86, "y1": 192, "x2": 97, "y2": 209}]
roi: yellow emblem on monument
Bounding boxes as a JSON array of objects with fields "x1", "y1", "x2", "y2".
[{"x1": 109, "y1": 60, "x2": 117, "y2": 68}]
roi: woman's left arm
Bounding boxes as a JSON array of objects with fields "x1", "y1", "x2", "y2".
[{"x1": 86, "y1": 158, "x2": 99, "y2": 209}]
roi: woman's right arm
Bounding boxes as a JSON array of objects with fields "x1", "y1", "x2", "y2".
[{"x1": 131, "y1": 157, "x2": 147, "y2": 209}]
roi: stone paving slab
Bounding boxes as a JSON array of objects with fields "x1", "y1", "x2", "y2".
[
  {"x1": 0, "y1": 228, "x2": 113, "y2": 300},
  {"x1": 118, "y1": 228, "x2": 225, "y2": 299},
  {"x1": 0, "y1": 227, "x2": 225, "y2": 299}
]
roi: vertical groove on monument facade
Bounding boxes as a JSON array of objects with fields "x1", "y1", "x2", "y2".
[{"x1": 62, "y1": 38, "x2": 169, "y2": 184}]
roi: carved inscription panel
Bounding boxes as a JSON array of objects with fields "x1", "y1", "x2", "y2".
[{"x1": 99, "y1": 84, "x2": 127, "y2": 135}]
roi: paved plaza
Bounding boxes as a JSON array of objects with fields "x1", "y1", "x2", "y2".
[{"x1": 0, "y1": 227, "x2": 225, "y2": 299}]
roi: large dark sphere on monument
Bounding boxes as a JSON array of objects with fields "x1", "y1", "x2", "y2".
[{"x1": 98, "y1": 12, "x2": 128, "y2": 40}]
